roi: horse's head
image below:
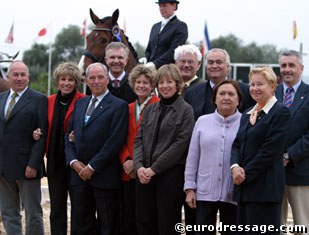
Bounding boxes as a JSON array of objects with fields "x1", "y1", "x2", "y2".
[{"x1": 79, "y1": 9, "x2": 121, "y2": 74}]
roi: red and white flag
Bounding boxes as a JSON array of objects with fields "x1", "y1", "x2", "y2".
[
  {"x1": 38, "y1": 28, "x2": 47, "y2": 37},
  {"x1": 5, "y1": 23, "x2": 14, "y2": 44},
  {"x1": 80, "y1": 19, "x2": 86, "y2": 37}
]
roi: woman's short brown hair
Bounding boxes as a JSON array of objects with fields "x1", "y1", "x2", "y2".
[
  {"x1": 212, "y1": 79, "x2": 243, "y2": 108},
  {"x1": 155, "y1": 64, "x2": 183, "y2": 92}
]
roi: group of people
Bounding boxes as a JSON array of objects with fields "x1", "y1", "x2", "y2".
[{"x1": 0, "y1": 0, "x2": 309, "y2": 235}]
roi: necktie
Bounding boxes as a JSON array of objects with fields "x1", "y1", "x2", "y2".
[
  {"x1": 114, "y1": 79, "x2": 119, "y2": 88},
  {"x1": 284, "y1": 87, "x2": 294, "y2": 107},
  {"x1": 6, "y1": 92, "x2": 18, "y2": 120},
  {"x1": 86, "y1": 97, "x2": 98, "y2": 116},
  {"x1": 160, "y1": 21, "x2": 166, "y2": 32}
]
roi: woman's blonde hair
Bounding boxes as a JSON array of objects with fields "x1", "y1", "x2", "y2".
[
  {"x1": 53, "y1": 62, "x2": 82, "y2": 88},
  {"x1": 129, "y1": 64, "x2": 156, "y2": 89}
]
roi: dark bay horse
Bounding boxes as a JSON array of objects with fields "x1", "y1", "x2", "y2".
[{"x1": 79, "y1": 9, "x2": 138, "y2": 74}]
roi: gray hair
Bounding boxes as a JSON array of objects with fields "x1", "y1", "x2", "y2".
[
  {"x1": 105, "y1": 42, "x2": 129, "y2": 59},
  {"x1": 85, "y1": 63, "x2": 109, "y2": 77},
  {"x1": 174, "y1": 44, "x2": 202, "y2": 62},
  {"x1": 206, "y1": 48, "x2": 231, "y2": 66},
  {"x1": 279, "y1": 50, "x2": 303, "y2": 65}
]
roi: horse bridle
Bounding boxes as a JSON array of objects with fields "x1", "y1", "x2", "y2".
[{"x1": 83, "y1": 26, "x2": 121, "y2": 63}]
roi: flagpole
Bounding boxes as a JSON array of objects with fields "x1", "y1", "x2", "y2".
[
  {"x1": 202, "y1": 21, "x2": 211, "y2": 80},
  {"x1": 47, "y1": 23, "x2": 53, "y2": 96}
]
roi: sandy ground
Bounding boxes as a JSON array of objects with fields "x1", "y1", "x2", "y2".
[{"x1": 0, "y1": 177, "x2": 295, "y2": 235}]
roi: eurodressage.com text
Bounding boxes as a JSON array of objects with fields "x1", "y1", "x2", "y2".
[{"x1": 174, "y1": 222, "x2": 308, "y2": 234}]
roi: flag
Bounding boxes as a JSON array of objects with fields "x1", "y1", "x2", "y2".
[
  {"x1": 38, "y1": 27, "x2": 47, "y2": 37},
  {"x1": 293, "y1": 20, "x2": 297, "y2": 40},
  {"x1": 202, "y1": 21, "x2": 211, "y2": 56},
  {"x1": 5, "y1": 23, "x2": 14, "y2": 44},
  {"x1": 80, "y1": 19, "x2": 86, "y2": 37}
]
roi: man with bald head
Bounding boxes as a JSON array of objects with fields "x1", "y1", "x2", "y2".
[
  {"x1": 65, "y1": 62, "x2": 128, "y2": 235},
  {"x1": 0, "y1": 61, "x2": 47, "y2": 235}
]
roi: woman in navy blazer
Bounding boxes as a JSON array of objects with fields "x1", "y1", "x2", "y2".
[{"x1": 231, "y1": 67, "x2": 290, "y2": 233}]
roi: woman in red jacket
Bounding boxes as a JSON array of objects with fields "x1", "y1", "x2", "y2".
[
  {"x1": 33, "y1": 62, "x2": 85, "y2": 235},
  {"x1": 119, "y1": 64, "x2": 159, "y2": 235}
]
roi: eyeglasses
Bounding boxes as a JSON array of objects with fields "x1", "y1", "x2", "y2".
[{"x1": 177, "y1": 59, "x2": 195, "y2": 65}]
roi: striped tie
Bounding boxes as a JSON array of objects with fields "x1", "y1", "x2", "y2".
[
  {"x1": 6, "y1": 92, "x2": 18, "y2": 120},
  {"x1": 283, "y1": 87, "x2": 294, "y2": 107}
]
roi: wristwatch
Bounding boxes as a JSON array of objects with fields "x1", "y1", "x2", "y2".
[{"x1": 283, "y1": 152, "x2": 290, "y2": 161}]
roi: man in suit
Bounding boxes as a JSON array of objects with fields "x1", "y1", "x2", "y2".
[
  {"x1": 105, "y1": 42, "x2": 137, "y2": 104},
  {"x1": 175, "y1": 44, "x2": 206, "y2": 95},
  {"x1": 0, "y1": 61, "x2": 47, "y2": 235},
  {"x1": 145, "y1": 0, "x2": 188, "y2": 69},
  {"x1": 174, "y1": 44, "x2": 205, "y2": 234},
  {"x1": 275, "y1": 50, "x2": 309, "y2": 232},
  {"x1": 184, "y1": 48, "x2": 255, "y2": 120},
  {"x1": 65, "y1": 62, "x2": 128, "y2": 235}
]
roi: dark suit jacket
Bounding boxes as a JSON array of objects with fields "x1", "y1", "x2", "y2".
[
  {"x1": 65, "y1": 92, "x2": 128, "y2": 189},
  {"x1": 231, "y1": 101, "x2": 290, "y2": 202},
  {"x1": 184, "y1": 80, "x2": 255, "y2": 121},
  {"x1": 145, "y1": 16, "x2": 188, "y2": 69},
  {"x1": 108, "y1": 73, "x2": 137, "y2": 104},
  {"x1": 276, "y1": 82, "x2": 309, "y2": 185},
  {"x1": 0, "y1": 88, "x2": 48, "y2": 180}
]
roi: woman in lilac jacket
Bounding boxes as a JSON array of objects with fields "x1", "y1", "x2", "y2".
[{"x1": 184, "y1": 80, "x2": 243, "y2": 234}]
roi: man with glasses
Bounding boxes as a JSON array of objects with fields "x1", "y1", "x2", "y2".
[{"x1": 174, "y1": 44, "x2": 206, "y2": 96}]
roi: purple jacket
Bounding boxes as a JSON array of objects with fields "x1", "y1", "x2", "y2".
[{"x1": 184, "y1": 109, "x2": 241, "y2": 204}]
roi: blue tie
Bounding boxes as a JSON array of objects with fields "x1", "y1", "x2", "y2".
[{"x1": 283, "y1": 87, "x2": 294, "y2": 107}]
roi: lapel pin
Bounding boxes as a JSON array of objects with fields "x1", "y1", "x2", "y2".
[{"x1": 301, "y1": 96, "x2": 304, "y2": 99}]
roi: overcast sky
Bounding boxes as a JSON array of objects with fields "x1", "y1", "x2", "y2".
[{"x1": 1, "y1": 0, "x2": 309, "y2": 76}]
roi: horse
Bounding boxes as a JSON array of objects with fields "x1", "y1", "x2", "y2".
[
  {"x1": 78, "y1": 9, "x2": 138, "y2": 74},
  {"x1": 0, "y1": 51, "x2": 19, "y2": 92}
]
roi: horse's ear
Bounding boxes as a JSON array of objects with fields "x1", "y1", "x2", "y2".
[
  {"x1": 90, "y1": 8, "x2": 100, "y2": 25},
  {"x1": 111, "y1": 9, "x2": 119, "y2": 25}
]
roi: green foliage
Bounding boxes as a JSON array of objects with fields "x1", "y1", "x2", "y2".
[
  {"x1": 23, "y1": 44, "x2": 49, "y2": 83},
  {"x1": 23, "y1": 25, "x2": 84, "y2": 94},
  {"x1": 23, "y1": 29, "x2": 282, "y2": 94},
  {"x1": 133, "y1": 42, "x2": 146, "y2": 59},
  {"x1": 53, "y1": 25, "x2": 84, "y2": 64},
  {"x1": 29, "y1": 72, "x2": 57, "y2": 95},
  {"x1": 210, "y1": 34, "x2": 280, "y2": 63}
]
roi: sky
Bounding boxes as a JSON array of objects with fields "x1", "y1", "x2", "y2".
[{"x1": 1, "y1": 0, "x2": 309, "y2": 78}]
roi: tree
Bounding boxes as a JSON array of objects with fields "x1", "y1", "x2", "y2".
[
  {"x1": 23, "y1": 44, "x2": 49, "y2": 83},
  {"x1": 133, "y1": 42, "x2": 145, "y2": 59},
  {"x1": 210, "y1": 34, "x2": 280, "y2": 64},
  {"x1": 23, "y1": 25, "x2": 84, "y2": 94},
  {"x1": 53, "y1": 25, "x2": 84, "y2": 65}
]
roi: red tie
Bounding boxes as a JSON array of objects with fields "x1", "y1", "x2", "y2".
[{"x1": 114, "y1": 79, "x2": 119, "y2": 88}]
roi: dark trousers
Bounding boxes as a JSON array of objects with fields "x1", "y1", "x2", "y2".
[
  {"x1": 120, "y1": 180, "x2": 137, "y2": 235},
  {"x1": 70, "y1": 183, "x2": 120, "y2": 235},
  {"x1": 136, "y1": 165, "x2": 185, "y2": 235},
  {"x1": 196, "y1": 201, "x2": 237, "y2": 235},
  {"x1": 184, "y1": 203, "x2": 196, "y2": 235},
  {"x1": 47, "y1": 162, "x2": 71, "y2": 235},
  {"x1": 237, "y1": 202, "x2": 281, "y2": 235}
]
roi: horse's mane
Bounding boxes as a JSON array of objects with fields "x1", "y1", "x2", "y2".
[
  {"x1": 122, "y1": 33, "x2": 138, "y2": 63},
  {"x1": 99, "y1": 17, "x2": 138, "y2": 63}
]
